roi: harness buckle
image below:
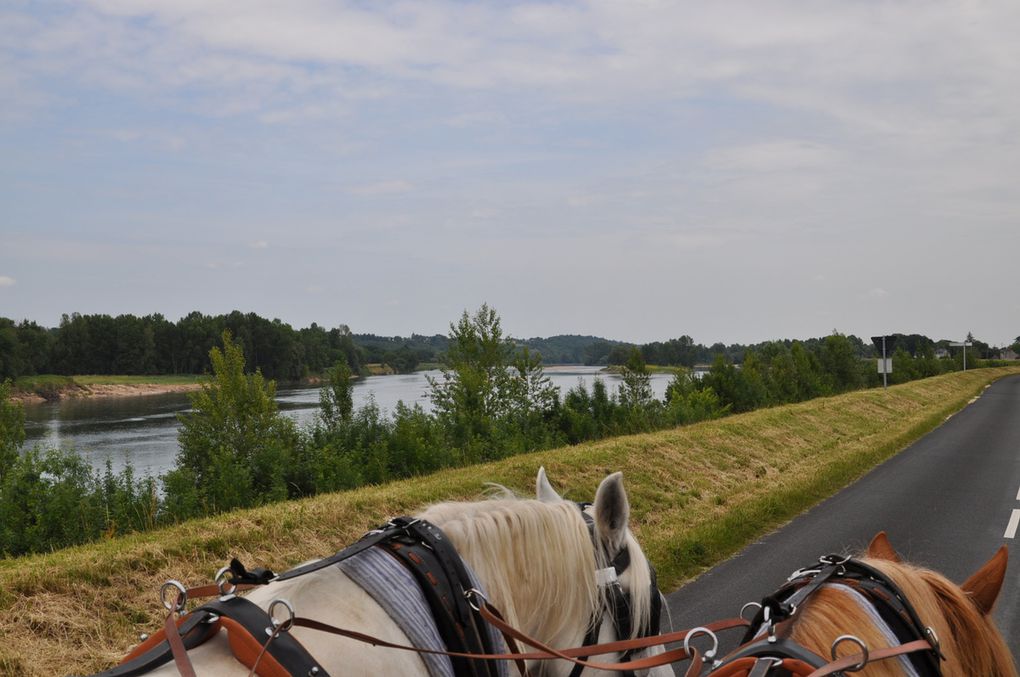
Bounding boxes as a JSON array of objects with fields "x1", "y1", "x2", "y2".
[{"x1": 595, "y1": 566, "x2": 618, "y2": 587}]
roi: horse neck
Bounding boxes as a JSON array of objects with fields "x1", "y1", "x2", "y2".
[
  {"x1": 417, "y1": 499, "x2": 600, "y2": 646},
  {"x1": 790, "y1": 558, "x2": 1018, "y2": 677}
]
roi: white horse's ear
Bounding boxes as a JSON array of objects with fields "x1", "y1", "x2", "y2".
[
  {"x1": 536, "y1": 466, "x2": 562, "y2": 502},
  {"x1": 594, "y1": 472, "x2": 629, "y2": 554}
]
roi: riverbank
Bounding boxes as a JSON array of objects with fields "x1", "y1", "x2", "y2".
[
  {"x1": 11, "y1": 375, "x2": 204, "y2": 404},
  {"x1": 2, "y1": 367, "x2": 1017, "y2": 676}
]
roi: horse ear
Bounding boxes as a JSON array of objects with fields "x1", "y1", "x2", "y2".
[
  {"x1": 536, "y1": 466, "x2": 562, "y2": 502},
  {"x1": 961, "y1": 546, "x2": 1008, "y2": 615},
  {"x1": 867, "y1": 532, "x2": 901, "y2": 562},
  {"x1": 594, "y1": 472, "x2": 630, "y2": 554}
]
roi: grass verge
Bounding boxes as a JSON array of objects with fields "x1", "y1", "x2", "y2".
[
  {"x1": 1, "y1": 367, "x2": 1017, "y2": 675},
  {"x1": 72, "y1": 375, "x2": 204, "y2": 386}
]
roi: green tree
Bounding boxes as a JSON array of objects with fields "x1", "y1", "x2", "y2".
[
  {"x1": 618, "y1": 348, "x2": 653, "y2": 409},
  {"x1": 427, "y1": 305, "x2": 514, "y2": 461},
  {"x1": 168, "y1": 331, "x2": 297, "y2": 516},
  {"x1": 0, "y1": 380, "x2": 26, "y2": 480}
]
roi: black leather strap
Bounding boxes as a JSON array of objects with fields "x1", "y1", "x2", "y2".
[{"x1": 196, "y1": 596, "x2": 327, "y2": 677}]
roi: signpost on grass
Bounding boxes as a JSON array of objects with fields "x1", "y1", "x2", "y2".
[
  {"x1": 871, "y1": 335, "x2": 897, "y2": 389},
  {"x1": 949, "y1": 341, "x2": 972, "y2": 371}
]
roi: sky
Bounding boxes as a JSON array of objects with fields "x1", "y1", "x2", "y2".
[{"x1": 1, "y1": 1, "x2": 1018, "y2": 346}]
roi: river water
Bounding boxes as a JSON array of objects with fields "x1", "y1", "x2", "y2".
[{"x1": 22, "y1": 367, "x2": 673, "y2": 478}]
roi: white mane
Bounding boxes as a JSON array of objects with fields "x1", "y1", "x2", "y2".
[{"x1": 417, "y1": 496, "x2": 653, "y2": 647}]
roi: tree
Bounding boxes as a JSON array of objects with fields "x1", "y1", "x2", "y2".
[
  {"x1": 618, "y1": 348, "x2": 653, "y2": 409},
  {"x1": 428, "y1": 305, "x2": 513, "y2": 460},
  {"x1": 168, "y1": 331, "x2": 297, "y2": 516},
  {"x1": 0, "y1": 380, "x2": 26, "y2": 481}
]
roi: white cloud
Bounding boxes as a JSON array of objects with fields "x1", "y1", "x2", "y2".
[
  {"x1": 705, "y1": 141, "x2": 841, "y2": 173},
  {"x1": 0, "y1": 276, "x2": 15, "y2": 287},
  {"x1": 249, "y1": 240, "x2": 269, "y2": 249},
  {"x1": 348, "y1": 180, "x2": 413, "y2": 196}
]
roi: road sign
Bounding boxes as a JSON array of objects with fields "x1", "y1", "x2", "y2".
[
  {"x1": 871, "y1": 335, "x2": 897, "y2": 353},
  {"x1": 871, "y1": 336, "x2": 896, "y2": 388},
  {"x1": 949, "y1": 341, "x2": 973, "y2": 371}
]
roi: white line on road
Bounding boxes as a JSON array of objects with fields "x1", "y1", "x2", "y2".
[
  {"x1": 1005, "y1": 509, "x2": 1020, "y2": 539},
  {"x1": 1015, "y1": 485, "x2": 1020, "y2": 501}
]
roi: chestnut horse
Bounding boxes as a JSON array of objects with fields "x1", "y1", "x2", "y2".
[{"x1": 711, "y1": 532, "x2": 1017, "y2": 676}]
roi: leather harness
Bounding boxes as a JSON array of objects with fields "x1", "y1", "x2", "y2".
[
  {"x1": 93, "y1": 506, "x2": 659, "y2": 677},
  {"x1": 709, "y1": 555, "x2": 945, "y2": 677}
]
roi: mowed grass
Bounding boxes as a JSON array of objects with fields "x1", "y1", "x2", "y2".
[{"x1": 1, "y1": 367, "x2": 1017, "y2": 675}]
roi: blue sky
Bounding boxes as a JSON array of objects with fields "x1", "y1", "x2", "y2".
[{"x1": 2, "y1": 1, "x2": 1018, "y2": 345}]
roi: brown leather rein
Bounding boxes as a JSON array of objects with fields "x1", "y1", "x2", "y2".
[{"x1": 115, "y1": 574, "x2": 937, "y2": 677}]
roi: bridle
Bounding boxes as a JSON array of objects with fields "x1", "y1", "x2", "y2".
[
  {"x1": 572, "y1": 502, "x2": 664, "y2": 677},
  {"x1": 708, "y1": 554, "x2": 945, "y2": 676}
]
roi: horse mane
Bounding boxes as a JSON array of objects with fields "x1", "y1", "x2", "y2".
[
  {"x1": 416, "y1": 496, "x2": 653, "y2": 647},
  {"x1": 791, "y1": 556, "x2": 1017, "y2": 676}
]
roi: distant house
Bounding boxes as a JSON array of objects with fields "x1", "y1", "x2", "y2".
[
  {"x1": 998, "y1": 348, "x2": 1019, "y2": 361},
  {"x1": 934, "y1": 348, "x2": 950, "y2": 359}
]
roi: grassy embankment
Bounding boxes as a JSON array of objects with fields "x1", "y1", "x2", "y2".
[{"x1": 1, "y1": 367, "x2": 1018, "y2": 675}]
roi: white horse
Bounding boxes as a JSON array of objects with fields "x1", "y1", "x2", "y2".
[{"x1": 139, "y1": 468, "x2": 672, "y2": 676}]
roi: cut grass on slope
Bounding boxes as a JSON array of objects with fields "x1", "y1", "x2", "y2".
[{"x1": 1, "y1": 367, "x2": 1017, "y2": 676}]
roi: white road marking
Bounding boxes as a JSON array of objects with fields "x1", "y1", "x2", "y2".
[
  {"x1": 1015, "y1": 485, "x2": 1020, "y2": 501},
  {"x1": 1005, "y1": 509, "x2": 1020, "y2": 539}
]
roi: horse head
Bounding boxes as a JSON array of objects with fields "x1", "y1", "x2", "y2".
[
  {"x1": 778, "y1": 532, "x2": 1017, "y2": 676},
  {"x1": 534, "y1": 467, "x2": 670, "y2": 677}
]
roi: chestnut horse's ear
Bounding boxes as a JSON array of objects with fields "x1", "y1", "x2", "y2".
[
  {"x1": 961, "y1": 546, "x2": 1008, "y2": 615},
  {"x1": 867, "y1": 532, "x2": 901, "y2": 562}
]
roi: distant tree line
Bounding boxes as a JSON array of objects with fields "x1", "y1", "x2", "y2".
[
  {"x1": 0, "y1": 312, "x2": 362, "y2": 381},
  {"x1": 1, "y1": 304, "x2": 1008, "y2": 557},
  {"x1": 3, "y1": 310, "x2": 1008, "y2": 386}
]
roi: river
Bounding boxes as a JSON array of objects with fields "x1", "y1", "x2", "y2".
[{"x1": 22, "y1": 367, "x2": 674, "y2": 479}]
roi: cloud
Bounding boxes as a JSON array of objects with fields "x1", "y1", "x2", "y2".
[
  {"x1": 868, "y1": 288, "x2": 889, "y2": 298},
  {"x1": 348, "y1": 180, "x2": 413, "y2": 196},
  {"x1": 0, "y1": 276, "x2": 15, "y2": 287},
  {"x1": 705, "y1": 140, "x2": 841, "y2": 173},
  {"x1": 249, "y1": 240, "x2": 269, "y2": 249}
]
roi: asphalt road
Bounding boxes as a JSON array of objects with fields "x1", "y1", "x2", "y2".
[{"x1": 662, "y1": 374, "x2": 1020, "y2": 666}]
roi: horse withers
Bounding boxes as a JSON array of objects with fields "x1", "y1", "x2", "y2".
[{"x1": 110, "y1": 468, "x2": 671, "y2": 677}]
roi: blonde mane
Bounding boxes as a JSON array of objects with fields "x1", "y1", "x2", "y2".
[
  {"x1": 417, "y1": 496, "x2": 654, "y2": 649},
  {"x1": 791, "y1": 556, "x2": 1017, "y2": 676}
]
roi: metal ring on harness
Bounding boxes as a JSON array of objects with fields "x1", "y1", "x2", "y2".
[
  {"x1": 740, "y1": 602, "x2": 762, "y2": 622},
  {"x1": 215, "y1": 566, "x2": 236, "y2": 599},
  {"x1": 684, "y1": 626, "x2": 719, "y2": 660},
  {"x1": 268, "y1": 598, "x2": 296, "y2": 635},
  {"x1": 160, "y1": 580, "x2": 188, "y2": 613},
  {"x1": 464, "y1": 588, "x2": 488, "y2": 612},
  {"x1": 830, "y1": 634, "x2": 869, "y2": 672}
]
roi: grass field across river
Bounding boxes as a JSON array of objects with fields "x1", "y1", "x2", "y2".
[{"x1": 1, "y1": 367, "x2": 1017, "y2": 675}]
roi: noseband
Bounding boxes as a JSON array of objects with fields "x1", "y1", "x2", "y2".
[{"x1": 573, "y1": 502, "x2": 663, "y2": 677}]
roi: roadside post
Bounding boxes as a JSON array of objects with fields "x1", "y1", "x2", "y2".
[
  {"x1": 949, "y1": 340, "x2": 972, "y2": 371},
  {"x1": 871, "y1": 335, "x2": 897, "y2": 389}
]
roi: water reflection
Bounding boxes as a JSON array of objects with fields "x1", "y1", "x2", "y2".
[{"x1": 22, "y1": 367, "x2": 673, "y2": 479}]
